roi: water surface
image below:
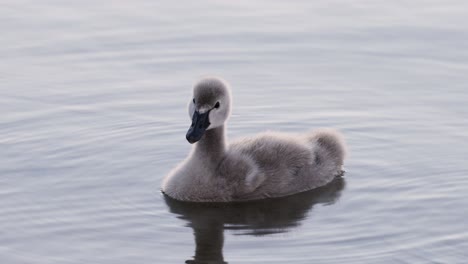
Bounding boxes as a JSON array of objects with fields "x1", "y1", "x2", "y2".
[{"x1": 1, "y1": 1, "x2": 468, "y2": 263}]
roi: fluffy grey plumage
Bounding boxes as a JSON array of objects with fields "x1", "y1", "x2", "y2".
[{"x1": 162, "y1": 77, "x2": 347, "y2": 202}]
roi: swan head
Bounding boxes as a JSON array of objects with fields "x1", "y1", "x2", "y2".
[{"x1": 186, "y1": 77, "x2": 232, "y2": 144}]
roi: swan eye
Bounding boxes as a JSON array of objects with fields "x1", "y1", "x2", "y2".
[
  {"x1": 193, "y1": 98, "x2": 195, "y2": 104},
  {"x1": 214, "y1": 102, "x2": 220, "y2": 109}
]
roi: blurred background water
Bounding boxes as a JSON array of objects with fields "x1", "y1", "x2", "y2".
[{"x1": 1, "y1": 0, "x2": 468, "y2": 263}]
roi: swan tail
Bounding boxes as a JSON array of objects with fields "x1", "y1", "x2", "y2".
[{"x1": 307, "y1": 128, "x2": 347, "y2": 169}]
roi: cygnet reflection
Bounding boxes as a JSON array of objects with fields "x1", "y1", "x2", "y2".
[{"x1": 164, "y1": 176, "x2": 346, "y2": 264}]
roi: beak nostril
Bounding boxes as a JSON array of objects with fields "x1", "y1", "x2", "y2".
[{"x1": 187, "y1": 110, "x2": 210, "y2": 144}]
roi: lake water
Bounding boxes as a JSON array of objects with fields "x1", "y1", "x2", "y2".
[{"x1": 2, "y1": 1, "x2": 468, "y2": 263}]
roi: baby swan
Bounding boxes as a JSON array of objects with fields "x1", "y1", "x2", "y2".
[{"x1": 162, "y1": 77, "x2": 347, "y2": 202}]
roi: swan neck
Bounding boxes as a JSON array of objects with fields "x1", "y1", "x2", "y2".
[{"x1": 194, "y1": 125, "x2": 226, "y2": 161}]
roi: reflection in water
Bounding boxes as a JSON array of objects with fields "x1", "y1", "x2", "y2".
[{"x1": 164, "y1": 177, "x2": 346, "y2": 264}]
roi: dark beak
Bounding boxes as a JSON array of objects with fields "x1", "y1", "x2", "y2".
[{"x1": 186, "y1": 110, "x2": 211, "y2": 144}]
